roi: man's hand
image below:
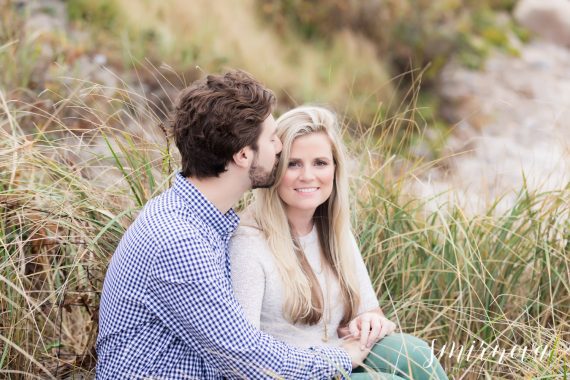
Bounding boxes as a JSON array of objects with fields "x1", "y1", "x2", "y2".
[
  {"x1": 340, "y1": 338, "x2": 370, "y2": 369},
  {"x1": 339, "y1": 309, "x2": 396, "y2": 350}
]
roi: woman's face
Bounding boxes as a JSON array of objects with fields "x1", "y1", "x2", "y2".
[{"x1": 277, "y1": 132, "x2": 335, "y2": 215}]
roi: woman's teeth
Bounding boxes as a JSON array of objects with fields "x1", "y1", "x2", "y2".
[{"x1": 296, "y1": 187, "x2": 318, "y2": 193}]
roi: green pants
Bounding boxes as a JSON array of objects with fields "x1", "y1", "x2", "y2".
[{"x1": 350, "y1": 333, "x2": 448, "y2": 380}]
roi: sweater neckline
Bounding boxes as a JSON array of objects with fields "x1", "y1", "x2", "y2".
[{"x1": 298, "y1": 225, "x2": 317, "y2": 245}]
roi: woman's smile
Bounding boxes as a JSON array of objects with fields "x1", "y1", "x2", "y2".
[{"x1": 295, "y1": 187, "x2": 319, "y2": 194}]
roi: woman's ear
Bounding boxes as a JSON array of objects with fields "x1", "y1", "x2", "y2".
[{"x1": 232, "y1": 146, "x2": 253, "y2": 169}]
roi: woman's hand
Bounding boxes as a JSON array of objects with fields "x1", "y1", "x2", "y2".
[{"x1": 338, "y1": 309, "x2": 396, "y2": 349}]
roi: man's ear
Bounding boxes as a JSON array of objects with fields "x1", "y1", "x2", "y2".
[{"x1": 232, "y1": 146, "x2": 253, "y2": 169}]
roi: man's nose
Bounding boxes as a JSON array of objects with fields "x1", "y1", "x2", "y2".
[{"x1": 275, "y1": 136, "x2": 283, "y2": 154}]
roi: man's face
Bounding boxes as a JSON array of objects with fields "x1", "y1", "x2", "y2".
[{"x1": 249, "y1": 115, "x2": 282, "y2": 189}]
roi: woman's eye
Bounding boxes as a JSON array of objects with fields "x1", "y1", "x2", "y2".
[
  {"x1": 315, "y1": 160, "x2": 328, "y2": 166},
  {"x1": 288, "y1": 161, "x2": 300, "y2": 168}
]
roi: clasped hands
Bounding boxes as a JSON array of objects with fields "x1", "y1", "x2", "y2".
[{"x1": 339, "y1": 309, "x2": 397, "y2": 368}]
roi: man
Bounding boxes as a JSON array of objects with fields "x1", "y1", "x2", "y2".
[{"x1": 96, "y1": 70, "x2": 368, "y2": 379}]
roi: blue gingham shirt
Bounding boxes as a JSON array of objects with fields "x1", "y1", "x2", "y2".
[{"x1": 96, "y1": 172, "x2": 352, "y2": 379}]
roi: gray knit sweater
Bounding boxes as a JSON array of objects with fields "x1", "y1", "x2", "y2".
[{"x1": 229, "y1": 225, "x2": 380, "y2": 349}]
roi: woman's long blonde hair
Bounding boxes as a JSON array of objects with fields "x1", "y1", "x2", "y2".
[{"x1": 248, "y1": 106, "x2": 360, "y2": 326}]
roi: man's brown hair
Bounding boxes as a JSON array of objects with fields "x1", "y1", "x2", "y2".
[{"x1": 172, "y1": 70, "x2": 276, "y2": 178}]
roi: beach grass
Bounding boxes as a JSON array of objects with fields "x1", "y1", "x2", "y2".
[{"x1": 1, "y1": 78, "x2": 568, "y2": 378}]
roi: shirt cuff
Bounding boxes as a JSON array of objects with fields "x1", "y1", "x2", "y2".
[{"x1": 308, "y1": 345, "x2": 353, "y2": 379}]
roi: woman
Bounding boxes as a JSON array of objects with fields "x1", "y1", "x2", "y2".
[{"x1": 230, "y1": 106, "x2": 448, "y2": 379}]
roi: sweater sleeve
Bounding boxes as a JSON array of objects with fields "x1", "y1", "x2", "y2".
[
  {"x1": 350, "y1": 232, "x2": 380, "y2": 313},
  {"x1": 229, "y1": 228, "x2": 266, "y2": 329}
]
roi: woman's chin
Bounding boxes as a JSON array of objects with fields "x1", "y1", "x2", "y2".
[{"x1": 286, "y1": 201, "x2": 326, "y2": 213}]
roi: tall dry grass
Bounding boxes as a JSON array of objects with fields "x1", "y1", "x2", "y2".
[
  {"x1": 1, "y1": 73, "x2": 568, "y2": 378},
  {"x1": 0, "y1": 68, "x2": 175, "y2": 376},
  {"x1": 348, "y1": 122, "x2": 569, "y2": 378}
]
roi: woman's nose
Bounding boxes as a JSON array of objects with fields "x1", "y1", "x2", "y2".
[{"x1": 299, "y1": 166, "x2": 315, "y2": 181}]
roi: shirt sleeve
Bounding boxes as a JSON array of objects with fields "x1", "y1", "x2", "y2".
[
  {"x1": 147, "y1": 230, "x2": 352, "y2": 379},
  {"x1": 349, "y1": 232, "x2": 380, "y2": 313},
  {"x1": 229, "y1": 231, "x2": 265, "y2": 329}
]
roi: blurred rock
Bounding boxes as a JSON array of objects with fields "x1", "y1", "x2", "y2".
[
  {"x1": 23, "y1": 0, "x2": 67, "y2": 36},
  {"x1": 514, "y1": 0, "x2": 570, "y2": 48},
  {"x1": 415, "y1": 41, "x2": 570, "y2": 214}
]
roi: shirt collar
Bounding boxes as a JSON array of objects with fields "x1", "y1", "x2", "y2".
[{"x1": 172, "y1": 172, "x2": 239, "y2": 237}]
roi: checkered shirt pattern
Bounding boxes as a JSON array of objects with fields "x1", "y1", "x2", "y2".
[{"x1": 96, "y1": 172, "x2": 352, "y2": 379}]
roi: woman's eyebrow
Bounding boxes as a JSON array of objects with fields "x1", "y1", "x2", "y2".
[{"x1": 289, "y1": 157, "x2": 332, "y2": 161}]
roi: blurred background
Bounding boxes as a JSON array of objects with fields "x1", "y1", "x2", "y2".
[
  {"x1": 3, "y1": 0, "x2": 570, "y2": 211},
  {"x1": 1, "y1": 0, "x2": 568, "y2": 378}
]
